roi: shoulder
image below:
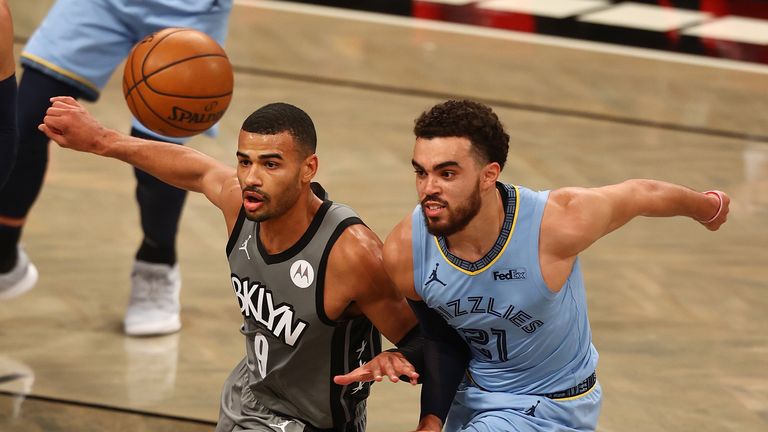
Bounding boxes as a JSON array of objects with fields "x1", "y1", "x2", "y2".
[
  {"x1": 383, "y1": 213, "x2": 413, "y2": 266},
  {"x1": 331, "y1": 223, "x2": 384, "y2": 267},
  {"x1": 384, "y1": 213, "x2": 419, "y2": 299}
]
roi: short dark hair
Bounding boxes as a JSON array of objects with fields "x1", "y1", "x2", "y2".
[
  {"x1": 414, "y1": 100, "x2": 509, "y2": 170},
  {"x1": 241, "y1": 103, "x2": 317, "y2": 156}
]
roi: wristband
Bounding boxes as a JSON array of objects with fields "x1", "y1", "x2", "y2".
[{"x1": 697, "y1": 190, "x2": 723, "y2": 224}]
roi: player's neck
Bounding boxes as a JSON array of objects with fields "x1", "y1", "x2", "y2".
[
  {"x1": 259, "y1": 191, "x2": 323, "y2": 254},
  {"x1": 444, "y1": 187, "x2": 505, "y2": 262}
]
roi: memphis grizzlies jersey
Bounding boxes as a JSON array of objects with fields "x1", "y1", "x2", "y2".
[
  {"x1": 225, "y1": 190, "x2": 380, "y2": 430},
  {"x1": 412, "y1": 183, "x2": 598, "y2": 395}
]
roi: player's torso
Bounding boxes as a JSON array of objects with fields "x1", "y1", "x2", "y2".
[
  {"x1": 413, "y1": 184, "x2": 596, "y2": 394},
  {"x1": 226, "y1": 195, "x2": 379, "y2": 429}
]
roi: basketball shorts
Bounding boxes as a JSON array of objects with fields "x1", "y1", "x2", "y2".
[
  {"x1": 21, "y1": 0, "x2": 232, "y2": 141},
  {"x1": 444, "y1": 378, "x2": 603, "y2": 432},
  {"x1": 217, "y1": 357, "x2": 366, "y2": 432}
]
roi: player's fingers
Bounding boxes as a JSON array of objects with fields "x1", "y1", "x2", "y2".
[
  {"x1": 380, "y1": 359, "x2": 400, "y2": 383},
  {"x1": 369, "y1": 365, "x2": 383, "y2": 382},
  {"x1": 333, "y1": 369, "x2": 373, "y2": 385},
  {"x1": 43, "y1": 113, "x2": 67, "y2": 131},
  {"x1": 49, "y1": 96, "x2": 78, "y2": 106},
  {"x1": 38, "y1": 124, "x2": 63, "y2": 142},
  {"x1": 393, "y1": 357, "x2": 419, "y2": 385},
  {"x1": 45, "y1": 107, "x2": 70, "y2": 117}
]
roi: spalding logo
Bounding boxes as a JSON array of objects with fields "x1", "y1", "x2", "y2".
[{"x1": 168, "y1": 106, "x2": 226, "y2": 124}]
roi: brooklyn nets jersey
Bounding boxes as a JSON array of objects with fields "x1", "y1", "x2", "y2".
[{"x1": 220, "y1": 185, "x2": 380, "y2": 431}]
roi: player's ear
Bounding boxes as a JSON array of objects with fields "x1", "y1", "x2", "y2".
[
  {"x1": 481, "y1": 162, "x2": 500, "y2": 189},
  {"x1": 301, "y1": 153, "x2": 318, "y2": 183}
]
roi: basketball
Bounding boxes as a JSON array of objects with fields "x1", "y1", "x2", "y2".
[{"x1": 122, "y1": 28, "x2": 233, "y2": 138}]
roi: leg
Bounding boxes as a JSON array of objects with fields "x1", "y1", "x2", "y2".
[
  {"x1": 2, "y1": 0, "x2": 133, "y2": 296},
  {"x1": 123, "y1": 128, "x2": 186, "y2": 336},
  {"x1": 0, "y1": 73, "x2": 16, "y2": 191},
  {"x1": 0, "y1": 0, "x2": 17, "y2": 188},
  {"x1": 0, "y1": 68, "x2": 83, "y2": 298},
  {"x1": 122, "y1": 0, "x2": 234, "y2": 334}
]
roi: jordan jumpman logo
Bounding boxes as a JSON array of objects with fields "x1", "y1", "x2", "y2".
[
  {"x1": 524, "y1": 401, "x2": 540, "y2": 417},
  {"x1": 425, "y1": 263, "x2": 447, "y2": 286},
  {"x1": 269, "y1": 420, "x2": 291, "y2": 432},
  {"x1": 239, "y1": 235, "x2": 252, "y2": 260}
]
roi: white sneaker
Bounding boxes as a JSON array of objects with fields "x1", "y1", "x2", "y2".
[
  {"x1": 124, "y1": 260, "x2": 181, "y2": 336},
  {"x1": 0, "y1": 246, "x2": 38, "y2": 300}
]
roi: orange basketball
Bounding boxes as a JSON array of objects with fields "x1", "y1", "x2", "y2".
[{"x1": 122, "y1": 28, "x2": 234, "y2": 138}]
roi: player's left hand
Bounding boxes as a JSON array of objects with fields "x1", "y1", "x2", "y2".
[
  {"x1": 333, "y1": 350, "x2": 419, "y2": 386},
  {"x1": 698, "y1": 190, "x2": 730, "y2": 231}
]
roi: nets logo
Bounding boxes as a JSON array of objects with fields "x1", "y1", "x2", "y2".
[
  {"x1": 290, "y1": 260, "x2": 314, "y2": 288},
  {"x1": 493, "y1": 268, "x2": 527, "y2": 281}
]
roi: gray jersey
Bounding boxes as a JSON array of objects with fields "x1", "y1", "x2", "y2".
[{"x1": 221, "y1": 187, "x2": 380, "y2": 431}]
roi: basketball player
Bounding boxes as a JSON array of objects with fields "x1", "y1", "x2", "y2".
[
  {"x1": 39, "y1": 97, "x2": 422, "y2": 431},
  {"x1": 382, "y1": 100, "x2": 729, "y2": 431},
  {"x1": 0, "y1": 0, "x2": 233, "y2": 336}
]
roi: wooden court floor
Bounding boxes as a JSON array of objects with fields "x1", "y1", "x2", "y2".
[{"x1": 1, "y1": 1, "x2": 767, "y2": 431}]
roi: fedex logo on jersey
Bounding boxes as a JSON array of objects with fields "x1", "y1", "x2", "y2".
[
  {"x1": 493, "y1": 268, "x2": 527, "y2": 281},
  {"x1": 231, "y1": 274, "x2": 308, "y2": 347}
]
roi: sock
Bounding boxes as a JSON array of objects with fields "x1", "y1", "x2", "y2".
[{"x1": 0, "y1": 225, "x2": 22, "y2": 273}]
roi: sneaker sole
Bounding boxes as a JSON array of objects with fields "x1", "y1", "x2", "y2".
[
  {"x1": 124, "y1": 315, "x2": 182, "y2": 337},
  {"x1": 0, "y1": 262, "x2": 38, "y2": 300}
]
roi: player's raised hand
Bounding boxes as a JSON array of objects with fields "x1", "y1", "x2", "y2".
[
  {"x1": 697, "y1": 190, "x2": 730, "y2": 231},
  {"x1": 333, "y1": 350, "x2": 419, "y2": 386},
  {"x1": 38, "y1": 96, "x2": 114, "y2": 155}
]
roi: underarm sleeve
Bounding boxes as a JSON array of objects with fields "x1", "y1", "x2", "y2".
[
  {"x1": 389, "y1": 325, "x2": 426, "y2": 375},
  {"x1": 407, "y1": 299, "x2": 470, "y2": 423}
]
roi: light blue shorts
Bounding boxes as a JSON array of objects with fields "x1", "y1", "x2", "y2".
[
  {"x1": 445, "y1": 379, "x2": 603, "y2": 432},
  {"x1": 21, "y1": 0, "x2": 232, "y2": 141}
]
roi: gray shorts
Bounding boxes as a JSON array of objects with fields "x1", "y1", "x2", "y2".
[{"x1": 217, "y1": 358, "x2": 366, "y2": 432}]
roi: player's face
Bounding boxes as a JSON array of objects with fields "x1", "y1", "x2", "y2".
[
  {"x1": 236, "y1": 130, "x2": 312, "y2": 222},
  {"x1": 412, "y1": 137, "x2": 484, "y2": 237}
]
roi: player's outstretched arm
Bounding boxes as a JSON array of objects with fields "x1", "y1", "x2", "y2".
[
  {"x1": 329, "y1": 224, "x2": 421, "y2": 386},
  {"x1": 543, "y1": 179, "x2": 729, "y2": 261},
  {"x1": 39, "y1": 96, "x2": 241, "y2": 221}
]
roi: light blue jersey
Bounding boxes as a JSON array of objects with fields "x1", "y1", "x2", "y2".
[
  {"x1": 412, "y1": 183, "x2": 601, "y2": 431},
  {"x1": 21, "y1": 0, "x2": 232, "y2": 142}
]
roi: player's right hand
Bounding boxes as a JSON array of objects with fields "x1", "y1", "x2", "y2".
[
  {"x1": 38, "y1": 96, "x2": 114, "y2": 155},
  {"x1": 333, "y1": 350, "x2": 419, "y2": 386}
]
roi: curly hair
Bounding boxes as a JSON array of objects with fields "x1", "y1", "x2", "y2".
[{"x1": 413, "y1": 100, "x2": 509, "y2": 170}]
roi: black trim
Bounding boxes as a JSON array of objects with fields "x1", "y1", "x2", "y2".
[
  {"x1": 311, "y1": 182, "x2": 329, "y2": 200},
  {"x1": 256, "y1": 200, "x2": 333, "y2": 265},
  {"x1": 538, "y1": 372, "x2": 597, "y2": 400},
  {"x1": 315, "y1": 216, "x2": 365, "y2": 326},
  {"x1": 329, "y1": 323, "x2": 351, "y2": 429},
  {"x1": 436, "y1": 183, "x2": 516, "y2": 272},
  {"x1": 225, "y1": 206, "x2": 247, "y2": 256},
  {"x1": 328, "y1": 318, "x2": 379, "y2": 430}
]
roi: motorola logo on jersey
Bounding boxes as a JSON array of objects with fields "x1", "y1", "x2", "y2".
[
  {"x1": 231, "y1": 274, "x2": 308, "y2": 346},
  {"x1": 289, "y1": 259, "x2": 314, "y2": 288},
  {"x1": 493, "y1": 268, "x2": 527, "y2": 281}
]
